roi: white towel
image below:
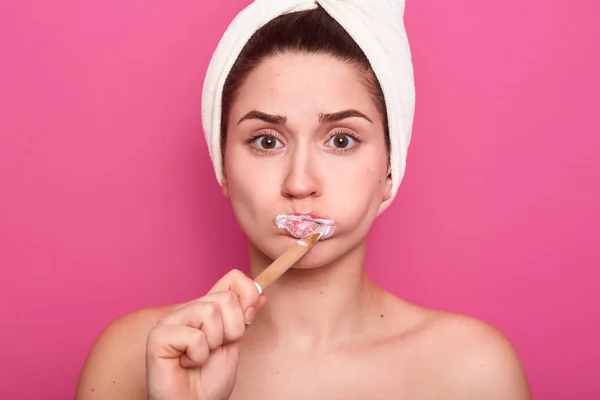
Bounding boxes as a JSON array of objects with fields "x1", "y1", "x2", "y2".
[{"x1": 201, "y1": 0, "x2": 415, "y2": 214}]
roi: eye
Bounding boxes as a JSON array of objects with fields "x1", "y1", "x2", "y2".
[
  {"x1": 326, "y1": 132, "x2": 357, "y2": 149},
  {"x1": 250, "y1": 134, "x2": 284, "y2": 150}
]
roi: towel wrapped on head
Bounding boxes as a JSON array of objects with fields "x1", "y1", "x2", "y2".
[{"x1": 202, "y1": 0, "x2": 415, "y2": 214}]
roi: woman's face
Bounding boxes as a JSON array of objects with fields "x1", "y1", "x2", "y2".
[{"x1": 222, "y1": 52, "x2": 391, "y2": 268}]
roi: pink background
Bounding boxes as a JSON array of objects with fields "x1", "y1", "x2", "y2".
[{"x1": 1, "y1": 0, "x2": 599, "y2": 398}]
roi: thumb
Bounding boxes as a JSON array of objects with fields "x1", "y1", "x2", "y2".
[
  {"x1": 257, "y1": 294, "x2": 267, "y2": 312},
  {"x1": 244, "y1": 295, "x2": 267, "y2": 326}
]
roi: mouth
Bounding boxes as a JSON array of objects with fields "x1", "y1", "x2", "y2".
[{"x1": 275, "y1": 214, "x2": 336, "y2": 239}]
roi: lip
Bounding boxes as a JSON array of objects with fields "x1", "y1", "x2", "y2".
[
  {"x1": 292, "y1": 212, "x2": 327, "y2": 220},
  {"x1": 275, "y1": 213, "x2": 336, "y2": 239}
]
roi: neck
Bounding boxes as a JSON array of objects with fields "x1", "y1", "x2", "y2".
[{"x1": 247, "y1": 238, "x2": 379, "y2": 350}]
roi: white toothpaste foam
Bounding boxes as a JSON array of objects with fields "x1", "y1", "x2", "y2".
[{"x1": 275, "y1": 214, "x2": 336, "y2": 239}]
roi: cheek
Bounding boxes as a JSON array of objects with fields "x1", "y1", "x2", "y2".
[
  {"x1": 224, "y1": 150, "x2": 280, "y2": 221},
  {"x1": 323, "y1": 157, "x2": 387, "y2": 227}
]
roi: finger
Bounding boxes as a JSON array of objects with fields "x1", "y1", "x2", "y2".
[
  {"x1": 147, "y1": 325, "x2": 210, "y2": 368},
  {"x1": 209, "y1": 269, "x2": 261, "y2": 312},
  {"x1": 202, "y1": 290, "x2": 246, "y2": 342},
  {"x1": 157, "y1": 301, "x2": 224, "y2": 351},
  {"x1": 163, "y1": 291, "x2": 248, "y2": 342}
]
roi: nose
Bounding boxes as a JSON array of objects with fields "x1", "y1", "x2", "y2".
[{"x1": 280, "y1": 144, "x2": 321, "y2": 199}]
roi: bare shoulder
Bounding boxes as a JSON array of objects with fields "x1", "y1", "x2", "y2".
[
  {"x1": 75, "y1": 304, "x2": 176, "y2": 400},
  {"x1": 413, "y1": 308, "x2": 533, "y2": 399}
]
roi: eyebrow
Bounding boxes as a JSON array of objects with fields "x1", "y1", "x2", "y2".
[
  {"x1": 319, "y1": 109, "x2": 373, "y2": 124},
  {"x1": 237, "y1": 111, "x2": 287, "y2": 125},
  {"x1": 237, "y1": 109, "x2": 373, "y2": 126}
]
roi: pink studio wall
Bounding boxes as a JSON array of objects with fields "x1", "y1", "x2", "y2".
[{"x1": 1, "y1": 0, "x2": 598, "y2": 398}]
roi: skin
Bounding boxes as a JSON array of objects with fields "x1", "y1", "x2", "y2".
[{"x1": 75, "y1": 53, "x2": 533, "y2": 400}]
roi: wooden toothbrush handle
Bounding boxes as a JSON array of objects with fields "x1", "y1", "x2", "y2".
[{"x1": 254, "y1": 242, "x2": 309, "y2": 292}]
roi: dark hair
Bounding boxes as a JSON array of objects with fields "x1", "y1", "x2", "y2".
[{"x1": 220, "y1": 6, "x2": 389, "y2": 160}]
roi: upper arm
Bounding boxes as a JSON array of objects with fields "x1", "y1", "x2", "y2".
[{"x1": 75, "y1": 308, "x2": 166, "y2": 400}]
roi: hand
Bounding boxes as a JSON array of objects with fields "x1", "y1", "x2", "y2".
[{"x1": 146, "y1": 269, "x2": 266, "y2": 400}]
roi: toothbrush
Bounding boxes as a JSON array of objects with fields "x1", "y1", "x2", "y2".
[{"x1": 253, "y1": 225, "x2": 328, "y2": 294}]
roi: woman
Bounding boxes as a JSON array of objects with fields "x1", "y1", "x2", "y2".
[{"x1": 76, "y1": 2, "x2": 532, "y2": 399}]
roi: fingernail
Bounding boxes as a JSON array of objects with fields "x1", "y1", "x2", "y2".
[
  {"x1": 244, "y1": 307, "x2": 257, "y2": 325},
  {"x1": 254, "y1": 281, "x2": 263, "y2": 295}
]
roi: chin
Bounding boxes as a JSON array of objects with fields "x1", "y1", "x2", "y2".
[
  {"x1": 300, "y1": 239, "x2": 350, "y2": 267},
  {"x1": 261, "y1": 234, "x2": 352, "y2": 270},
  {"x1": 289, "y1": 255, "x2": 335, "y2": 270}
]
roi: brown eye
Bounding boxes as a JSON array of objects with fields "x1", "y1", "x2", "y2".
[
  {"x1": 327, "y1": 133, "x2": 356, "y2": 149},
  {"x1": 260, "y1": 136, "x2": 277, "y2": 149},
  {"x1": 332, "y1": 134, "x2": 350, "y2": 148},
  {"x1": 251, "y1": 134, "x2": 283, "y2": 150}
]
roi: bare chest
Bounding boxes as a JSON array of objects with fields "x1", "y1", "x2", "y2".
[{"x1": 229, "y1": 347, "x2": 442, "y2": 400}]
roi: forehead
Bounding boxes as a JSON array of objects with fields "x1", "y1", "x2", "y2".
[{"x1": 231, "y1": 52, "x2": 378, "y2": 117}]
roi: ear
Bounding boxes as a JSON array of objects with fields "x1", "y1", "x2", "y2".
[
  {"x1": 382, "y1": 166, "x2": 393, "y2": 203},
  {"x1": 221, "y1": 173, "x2": 231, "y2": 199}
]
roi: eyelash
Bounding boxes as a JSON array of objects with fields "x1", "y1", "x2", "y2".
[
  {"x1": 325, "y1": 129, "x2": 364, "y2": 154},
  {"x1": 245, "y1": 129, "x2": 364, "y2": 155},
  {"x1": 244, "y1": 130, "x2": 285, "y2": 155}
]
